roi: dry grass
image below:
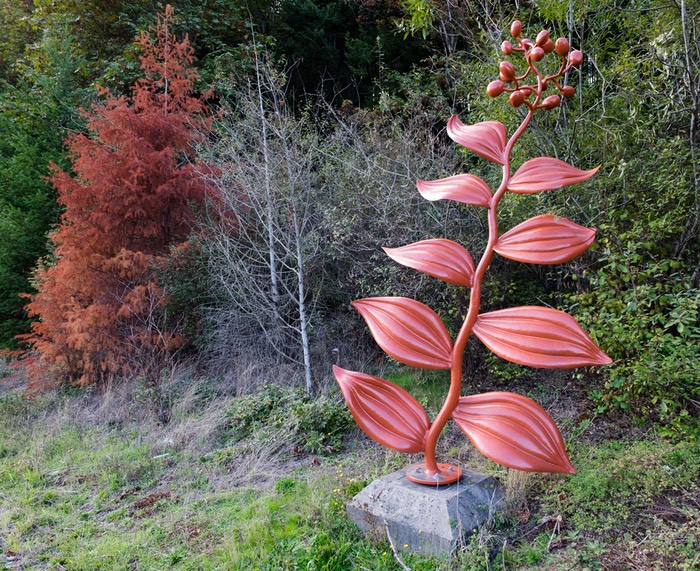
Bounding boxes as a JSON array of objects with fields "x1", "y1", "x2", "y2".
[{"x1": 504, "y1": 470, "x2": 536, "y2": 524}]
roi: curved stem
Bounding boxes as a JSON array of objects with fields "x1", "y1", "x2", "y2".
[{"x1": 422, "y1": 104, "x2": 538, "y2": 474}]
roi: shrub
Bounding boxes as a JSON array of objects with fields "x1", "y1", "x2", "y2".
[
  {"x1": 223, "y1": 385, "x2": 353, "y2": 454},
  {"x1": 567, "y1": 252, "x2": 700, "y2": 436}
]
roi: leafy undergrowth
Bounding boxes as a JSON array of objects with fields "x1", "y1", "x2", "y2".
[{"x1": 0, "y1": 372, "x2": 698, "y2": 571}]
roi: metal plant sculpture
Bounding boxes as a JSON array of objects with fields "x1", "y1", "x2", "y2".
[{"x1": 333, "y1": 21, "x2": 612, "y2": 485}]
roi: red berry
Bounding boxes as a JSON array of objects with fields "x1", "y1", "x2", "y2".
[
  {"x1": 487, "y1": 80, "x2": 505, "y2": 97},
  {"x1": 509, "y1": 90, "x2": 526, "y2": 107},
  {"x1": 511, "y1": 20, "x2": 522, "y2": 37},
  {"x1": 536, "y1": 30, "x2": 550, "y2": 46},
  {"x1": 499, "y1": 61, "x2": 516, "y2": 82},
  {"x1": 541, "y1": 94, "x2": 561, "y2": 109},
  {"x1": 561, "y1": 85, "x2": 576, "y2": 98},
  {"x1": 555, "y1": 37, "x2": 570, "y2": 57},
  {"x1": 569, "y1": 49, "x2": 583, "y2": 67},
  {"x1": 543, "y1": 38, "x2": 555, "y2": 53},
  {"x1": 530, "y1": 46, "x2": 545, "y2": 62},
  {"x1": 501, "y1": 40, "x2": 513, "y2": 55}
]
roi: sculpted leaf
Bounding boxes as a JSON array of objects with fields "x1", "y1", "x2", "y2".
[
  {"x1": 383, "y1": 239, "x2": 475, "y2": 287},
  {"x1": 473, "y1": 306, "x2": 612, "y2": 368},
  {"x1": 494, "y1": 214, "x2": 596, "y2": 264},
  {"x1": 508, "y1": 157, "x2": 599, "y2": 194},
  {"x1": 334, "y1": 366, "x2": 430, "y2": 453},
  {"x1": 453, "y1": 392, "x2": 575, "y2": 473},
  {"x1": 416, "y1": 174, "x2": 492, "y2": 207},
  {"x1": 353, "y1": 297, "x2": 453, "y2": 369},
  {"x1": 446, "y1": 115, "x2": 507, "y2": 165}
]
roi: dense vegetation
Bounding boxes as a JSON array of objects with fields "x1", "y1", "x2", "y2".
[
  {"x1": 0, "y1": 0, "x2": 698, "y2": 567},
  {"x1": 2, "y1": 0, "x2": 696, "y2": 429}
]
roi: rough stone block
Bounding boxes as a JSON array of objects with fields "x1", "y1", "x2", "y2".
[{"x1": 347, "y1": 468, "x2": 504, "y2": 555}]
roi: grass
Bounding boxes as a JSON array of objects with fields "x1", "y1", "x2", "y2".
[
  {"x1": 0, "y1": 369, "x2": 699, "y2": 570},
  {"x1": 500, "y1": 438, "x2": 700, "y2": 570}
]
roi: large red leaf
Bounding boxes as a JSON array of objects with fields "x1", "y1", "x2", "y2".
[
  {"x1": 446, "y1": 115, "x2": 507, "y2": 165},
  {"x1": 416, "y1": 174, "x2": 492, "y2": 207},
  {"x1": 508, "y1": 157, "x2": 600, "y2": 194},
  {"x1": 452, "y1": 392, "x2": 575, "y2": 473},
  {"x1": 334, "y1": 366, "x2": 430, "y2": 453},
  {"x1": 494, "y1": 214, "x2": 596, "y2": 264},
  {"x1": 473, "y1": 306, "x2": 612, "y2": 368},
  {"x1": 353, "y1": 297, "x2": 453, "y2": 369},
  {"x1": 383, "y1": 239, "x2": 475, "y2": 287}
]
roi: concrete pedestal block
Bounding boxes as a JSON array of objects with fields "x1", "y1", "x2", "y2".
[{"x1": 347, "y1": 468, "x2": 504, "y2": 555}]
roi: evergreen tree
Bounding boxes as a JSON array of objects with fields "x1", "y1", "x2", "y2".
[{"x1": 24, "y1": 5, "x2": 213, "y2": 388}]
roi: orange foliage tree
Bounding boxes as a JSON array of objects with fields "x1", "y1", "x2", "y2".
[{"x1": 24, "y1": 6, "x2": 213, "y2": 387}]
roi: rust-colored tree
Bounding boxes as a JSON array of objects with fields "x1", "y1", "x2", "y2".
[{"x1": 24, "y1": 5, "x2": 213, "y2": 389}]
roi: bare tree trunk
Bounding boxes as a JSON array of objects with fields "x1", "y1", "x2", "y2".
[
  {"x1": 252, "y1": 39, "x2": 284, "y2": 337},
  {"x1": 293, "y1": 208, "x2": 314, "y2": 396},
  {"x1": 275, "y1": 101, "x2": 316, "y2": 395},
  {"x1": 201, "y1": 43, "x2": 322, "y2": 394}
]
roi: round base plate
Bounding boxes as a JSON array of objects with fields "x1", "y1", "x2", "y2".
[{"x1": 405, "y1": 463, "x2": 463, "y2": 485}]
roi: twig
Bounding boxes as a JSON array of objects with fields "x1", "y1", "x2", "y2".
[
  {"x1": 384, "y1": 522, "x2": 413, "y2": 571},
  {"x1": 517, "y1": 514, "x2": 560, "y2": 539},
  {"x1": 502, "y1": 539, "x2": 508, "y2": 571},
  {"x1": 546, "y1": 515, "x2": 563, "y2": 551}
]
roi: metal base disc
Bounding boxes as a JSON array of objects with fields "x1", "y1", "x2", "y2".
[{"x1": 405, "y1": 463, "x2": 463, "y2": 486}]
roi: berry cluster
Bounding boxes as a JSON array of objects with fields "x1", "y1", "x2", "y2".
[{"x1": 487, "y1": 20, "x2": 582, "y2": 110}]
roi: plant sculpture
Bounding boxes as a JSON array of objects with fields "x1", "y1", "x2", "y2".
[{"x1": 333, "y1": 21, "x2": 612, "y2": 485}]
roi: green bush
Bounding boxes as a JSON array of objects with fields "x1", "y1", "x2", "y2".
[
  {"x1": 290, "y1": 394, "x2": 356, "y2": 454},
  {"x1": 224, "y1": 384, "x2": 286, "y2": 440},
  {"x1": 223, "y1": 385, "x2": 353, "y2": 454},
  {"x1": 561, "y1": 132, "x2": 699, "y2": 434},
  {"x1": 567, "y1": 250, "x2": 700, "y2": 436}
]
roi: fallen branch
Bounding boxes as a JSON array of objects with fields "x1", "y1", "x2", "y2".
[
  {"x1": 546, "y1": 515, "x2": 563, "y2": 552},
  {"x1": 384, "y1": 522, "x2": 413, "y2": 571}
]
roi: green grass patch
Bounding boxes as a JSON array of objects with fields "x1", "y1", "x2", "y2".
[
  {"x1": 500, "y1": 437, "x2": 700, "y2": 570},
  {"x1": 387, "y1": 368, "x2": 450, "y2": 418},
  {"x1": 1, "y1": 385, "x2": 699, "y2": 570}
]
